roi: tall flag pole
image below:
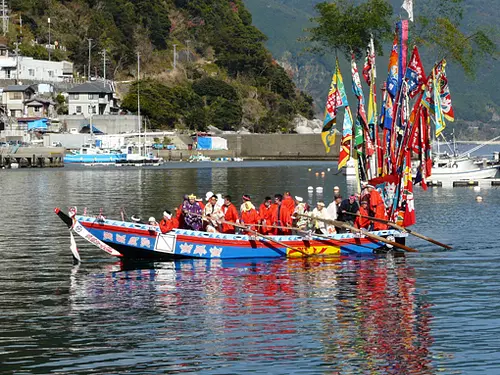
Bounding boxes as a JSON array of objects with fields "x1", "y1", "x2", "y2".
[
  {"x1": 351, "y1": 55, "x2": 375, "y2": 182},
  {"x1": 321, "y1": 58, "x2": 348, "y2": 153},
  {"x1": 363, "y1": 36, "x2": 379, "y2": 178}
]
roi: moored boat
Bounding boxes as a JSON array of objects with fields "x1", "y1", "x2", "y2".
[{"x1": 55, "y1": 207, "x2": 408, "y2": 261}]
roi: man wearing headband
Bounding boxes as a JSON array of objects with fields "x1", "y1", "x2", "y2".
[
  {"x1": 271, "y1": 194, "x2": 292, "y2": 235},
  {"x1": 354, "y1": 198, "x2": 371, "y2": 229},
  {"x1": 311, "y1": 201, "x2": 335, "y2": 235},
  {"x1": 292, "y1": 196, "x2": 309, "y2": 232},
  {"x1": 203, "y1": 193, "x2": 223, "y2": 232},
  {"x1": 159, "y1": 210, "x2": 178, "y2": 233}
]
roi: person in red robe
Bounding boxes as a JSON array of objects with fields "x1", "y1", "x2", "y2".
[
  {"x1": 221, "y1": 195, "x2": 239, "y2": 234},
  {"x1": 271, "y1": 194, "x2": 292, "y2": 235},
  {"x1": 366, "y1": 185, "x2": 388, "y2": 230},
  {"x1": 176, "y1": 195, "x2": 187, "y2": 229},
  {"x1": 354, "y1": 199, "x2": 371, "y2": 229},
  {"x1": 259, "y1": 196, "x2": 274, "y2": 235},
  {"x1": 159, "y1": 210, "x2": 178, "y2": 233},
  {"x1": 282, "y1": 191, "x2": 295, "y2": 213},
  {"x1": 240, "y1": 200, "x2": 260, "y2": 233}
]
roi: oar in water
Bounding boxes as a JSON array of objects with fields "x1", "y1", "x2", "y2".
[
  {"x1": 346, "y1": 211, "x2": 452, "y2": 250},
  {"x1": 296, "y1": 213, "x2": 418, "y2": 253}
]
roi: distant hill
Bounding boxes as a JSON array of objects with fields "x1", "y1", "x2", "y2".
[
  {"x1": 244, "y1": 0, "x2": 500, "y2": 140},
  {"x1": 5, "y1": 0, "x2": 314, "y2": 132}
]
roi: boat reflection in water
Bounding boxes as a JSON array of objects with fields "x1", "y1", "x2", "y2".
[{"x1": 68, "y1": 256, "x2": 434, "y2": 374}]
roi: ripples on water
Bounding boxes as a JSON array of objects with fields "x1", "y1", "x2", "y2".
[{"x1": 0, "y1": 163, "x2": 499, "y2": 374}]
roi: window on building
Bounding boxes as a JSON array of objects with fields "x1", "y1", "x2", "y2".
[
  {"x1": 10, "y1": 109, "x2": 16, "y2": 117},
  {"x1": 76, "y1": 106, "x2": 82, "y2": 114},
  {"x1": 28, "y1": 69, "x2": 35, "y2": 76},
  {"x1": 34, "y1": 106, "x2": 41, "y2": 113},
  {"x1": 70, "y1": 93, "x2": 79, "y2": 100},
  {"x1": 48, "y1": 70, "x2": 54, "y2": 78},
  {"x1": 88, "y1": 105, "x2": 96, "y2": 114},
  {"x1": 10, "y1": 92, "x2": 22, "y2": 100},
  {"x1": 88, "y1": 94, "x2": 96, "y2": 100}
]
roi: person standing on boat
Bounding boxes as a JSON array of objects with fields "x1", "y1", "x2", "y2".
[
  {"x1": 310, "y1": 201, "x2": 335, "y2": 235},
  {"x1": 338, "y1": 195, "x2": 360, "y2": 225},
  {"x1": 292, "y1": 196, "x2": 309, "y2": 233},
  {"x1": 182, "y1": 194, "x2": 202, "y2": 231},
  {"x1": 240, "y1": 197, "x2": 259, "y2": 233},
  {"x1": 258, "y1": 196, "x2": 273, "y2": 235},
  {"x1": 354, "y1": 199, "x2": 371, "y2": 229},
  {"x1": 272, "y1": 194, "x2": 292, "y2": 235},
  {"x1": 366, "y1": 185, "x2": 388, "y2": 230},
  {"x1": 203, "y1": 193, "x2": 223, "y2": 232},
  {"x1": 221, "y1": 195, "x2": 239, "y2": 234},
  {"x1": 283, "y1": 191, "x2": 296, "y2": 213},
  {"x1": 159, "y1": 210, "x2": 178, "y2": 233}
]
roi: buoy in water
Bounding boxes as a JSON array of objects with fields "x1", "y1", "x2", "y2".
[
  {"x1": 476, "y1": 196, "x2": 483, "y2": 202},
  {"x1": 327, "y1": 168, "x2": 331, "y2": 172},
  {"x1": 473, "y1": 186, "x2": 481, "y2": 192},
  {"x1": 307, "y1": 186, "x2": 314, "y2": 191},
  {"x1": 315, "y1": 172, "x2": 319, "y2": 176},
  {"x1": 308, "y1": 168, "x2": 312, "y2": 172},
  {"x1": 316, "y1": 187, "x2": 323, "y2": 192}
]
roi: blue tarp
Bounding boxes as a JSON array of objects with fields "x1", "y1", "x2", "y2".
[
  {"x1": 197, "y1": 137, "x2": 212, "y2": 150},
  {"x1": 81, "y1": 125, "x2": 104, "y2": 134},
  {"x1": 27, "y1": 118, "x2": 48, "y2": 131}
]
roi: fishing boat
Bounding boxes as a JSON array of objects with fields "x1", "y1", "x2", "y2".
[
  {"x1": 55, "y1": 207, "x2": 409, "y2": 261},
  {"x1": 64, "y1": 144, "x2": 127, "y2": 164}
]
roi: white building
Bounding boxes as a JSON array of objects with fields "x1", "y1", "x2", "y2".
[
  {"x1": 66, "y1": 82, "x2": 117, "y2": 116},
  {"x1": 0, "y1": 44, "x2": 73, "y2": 82}
]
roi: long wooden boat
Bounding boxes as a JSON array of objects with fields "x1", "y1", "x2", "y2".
[{"x1": 55, "y1": 208, "x2": 408, "y2": 261}]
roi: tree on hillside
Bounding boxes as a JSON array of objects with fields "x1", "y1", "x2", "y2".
[{"x1": 307, "y1": 0, "x2": 498, "y2": 76}]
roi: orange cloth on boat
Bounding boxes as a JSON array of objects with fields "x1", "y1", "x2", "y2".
[
  {"x1": 354, "y1": 205, "x2": 371, "y2": 229},
  {"x1": 259, "y1": 203, "x2": 274, "y2": 235},
  {"x1": 368, "y1": 190, "x2": 388, "y2": 230},
  {"x1": 221, "y1": 203, "x2": 239, "y2": 234}
]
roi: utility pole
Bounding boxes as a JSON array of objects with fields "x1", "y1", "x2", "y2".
[
  {"x1": 2, "y1": 0, "x2": 7, "y2": 36},
  {"x1": 48, "y1": 17, "x2": 51, "y2": 61},
  {"x1": 173, "y1": 44, "x2": 177, "y2": 70},
  {"x1": 14, "y1": 42, "x2": 19, "y2": 84},
  {"x1": 102, "y1": 49, "x2": 106, "y2": 86},
  {"x1": 87, "y1": 38, "x2": 92, "y2": 80}
]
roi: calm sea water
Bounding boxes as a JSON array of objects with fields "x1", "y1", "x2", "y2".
[{"x1": 1, "y1": 161, "x2": 499, "y2": 375}]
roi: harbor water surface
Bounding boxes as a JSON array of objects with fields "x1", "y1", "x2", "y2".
[{"x1": 1, "y1": 161, "x2": 499, "y2": 374}]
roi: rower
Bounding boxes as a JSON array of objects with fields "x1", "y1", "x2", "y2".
[
  {"x1": 240, "y1": 196, "x2": 259, "y2": 233},
  {"x1": 310, "y1": 201, "x2": 335, "y2": 235},
  {"x1": 272, "y1": 194, "x2": 292, "y2": 235},
  {"x1": 221, "y1": 195, "x2": 239, "y2": 234},
  {"x1": 366, "y1": 184, "x2": 388, "y2": 230},
  {"x1": 203, "y1": 193, "x2": 223, "y2": 232},
  {"x1": 159, "y1": 210, "x2": 178, "y2": 233},
  {"x1": 258, "y1": 196, "x2": 273, "y2": 235},
  {"x1": 354, "y1": 199, "x2": 371, "y2": 229},
  {"x1": 292, "y1": 196, "x2": 309, "y2": 233}
]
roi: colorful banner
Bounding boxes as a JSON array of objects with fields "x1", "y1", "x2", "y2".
[
  {"x1": 405, "y1": 46, "x2": 426, "y2": 98},
  {"x1": 322, "y1": 58, "x2": 348, "y2": 153}
]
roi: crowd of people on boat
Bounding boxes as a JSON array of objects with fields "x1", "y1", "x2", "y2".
[{"x1": 138, "y1": 183, "x2": 389, "y2": 235}]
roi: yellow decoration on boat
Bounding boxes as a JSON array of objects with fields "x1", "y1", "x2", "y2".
[{"x1": 286, "y1": 245, "x2": 340, "y2": 258}]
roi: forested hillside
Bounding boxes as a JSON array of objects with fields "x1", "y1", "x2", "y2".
[
  {"x1": 5, "y1": 0, "x2": 314, "y2": 132},
  {"x1": 244, "y1": 0, "x2": 500, "y2": 140}
]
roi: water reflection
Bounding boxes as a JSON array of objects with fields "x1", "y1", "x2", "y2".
[{"x1": 62, "y1": 257, "x2": 434, "y2": 374}]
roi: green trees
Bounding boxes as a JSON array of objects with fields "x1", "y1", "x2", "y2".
[{"x1": 307, "y1": 0, "x2": 498, "y2": 75}]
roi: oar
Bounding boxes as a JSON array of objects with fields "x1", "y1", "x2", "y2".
[
  {"x1": 220, "y1": 218, "x2": 311, "y2": 257},
  {"x1": 296, "y1": 213, "x2": 418, "y2": 253},
  {"x1": 346, "y1": 211, "x2": 452, "y2": 250}
]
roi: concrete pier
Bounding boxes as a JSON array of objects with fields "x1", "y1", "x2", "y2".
[{"x1": 0, "y1": 147, "x2": 64, "y2": 169}]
